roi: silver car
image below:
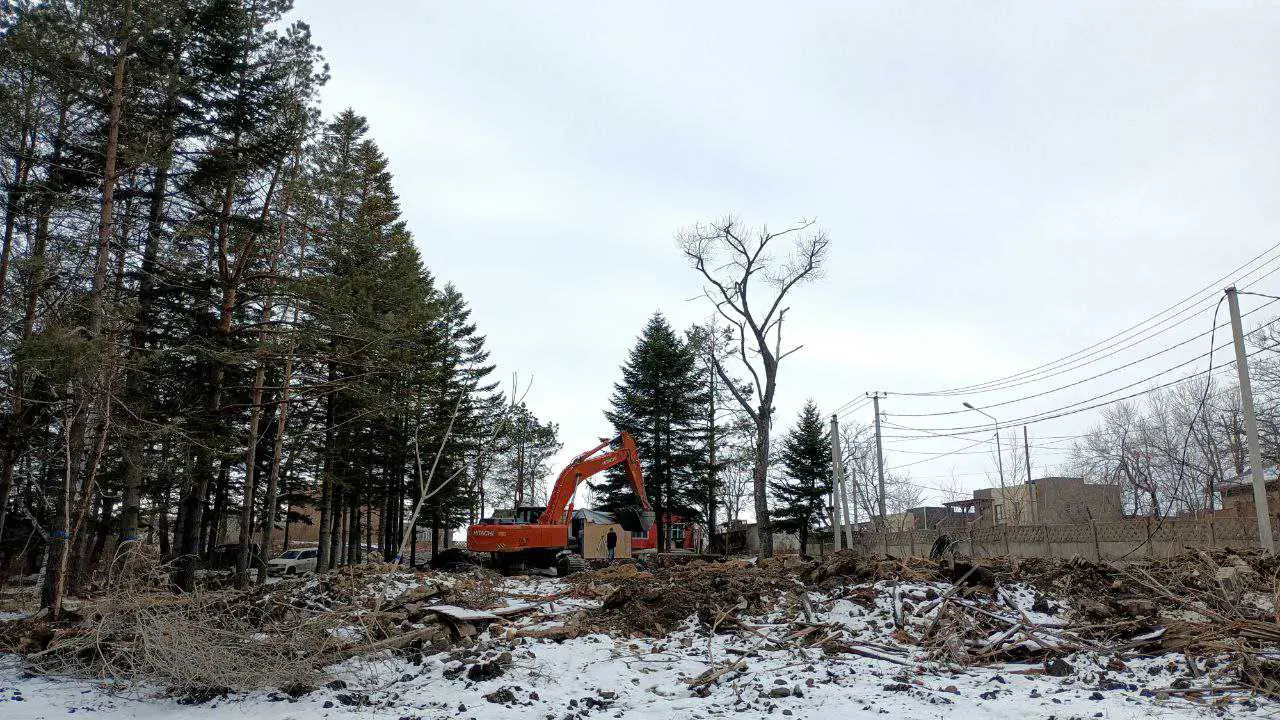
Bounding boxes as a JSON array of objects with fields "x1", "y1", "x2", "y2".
[{"x1": 266, "y1": 548, "x2": 319, "y2": 575}]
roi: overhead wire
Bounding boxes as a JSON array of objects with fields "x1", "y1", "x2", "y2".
[
  {"x1": 836, "y1": 247, "x2": 1280, "y2": 505},
  {"x1": 880, "y1": 293, "x2": 1276, "y2": 436},
  {"x1": 876, "y1": 299, "x2": 1235, "y2": 505},
  {"x1": 889, "y1": 242, "x2": 1280, "y2": 397},
  {"x1": 888, "y1": 296, "x2": 1280, "y2": 418},
  {"x1": 835, "y1": 396, "x2": 871, "y2": 416},
  {"x1": 885, "y1": 348, "x2": 1255, "y2": 439}
]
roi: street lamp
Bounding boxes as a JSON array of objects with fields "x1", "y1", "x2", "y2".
[{"x1": 963, "y1": 402, "x2": 1007, "y2": 523}]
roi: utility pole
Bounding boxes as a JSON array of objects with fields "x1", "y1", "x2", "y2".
[
  {"x1": 838, "y1": 440, "x2": 854, "y2": 550},
  {"x1": 830, "y1": 414, "x2": 843, "y2": 549},
  {"x1": 1023, "y1": 426, "x2": 1034, "y2": 524},
  {"x1": 1226, "y1": 286, "x2": 1275, "y2": 552},
  {"x1": 867, "y1": 392, "x2": 887, "y2": 532}
]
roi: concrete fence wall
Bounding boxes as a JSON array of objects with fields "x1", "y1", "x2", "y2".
[{"x1": 814, "y1": 517, "x2": 1275, "y2": 561}]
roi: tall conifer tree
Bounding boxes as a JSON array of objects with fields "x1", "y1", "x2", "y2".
[
  {"x1": 771, "y1": 400, "x2": 831, "y2": 555},
  {"x1": 599, "y1": 313, "x2": 706, "y2": 550}
]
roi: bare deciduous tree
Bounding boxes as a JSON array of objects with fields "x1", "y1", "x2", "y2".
[{"x1": 680, "y1": 217, "x2": 830, "y2": 557}]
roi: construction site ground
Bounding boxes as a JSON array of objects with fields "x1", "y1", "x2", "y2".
[{"x1": 2, "y1": 547, "x2": 1279, "y2": 719}]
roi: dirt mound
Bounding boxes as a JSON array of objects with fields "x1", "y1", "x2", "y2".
[
  {"x1": 804, "y1": 551, "x2": 945, "y2": 585},
  {"x1": 589, "y1": 559, "x2": 795, "y2": 634}
]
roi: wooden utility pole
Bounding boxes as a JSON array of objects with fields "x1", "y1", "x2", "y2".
[{"x1": 1226, "y1": 286, "x2": 1275, "y2": 552}]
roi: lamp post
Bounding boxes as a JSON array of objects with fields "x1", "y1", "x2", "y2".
[{"x1": 963, "y1": 402, "x2": 1008, "y2": 524}]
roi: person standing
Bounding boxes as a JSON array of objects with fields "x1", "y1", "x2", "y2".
[{"x1": 606, "y1": 527, "x2": 618, "y2": 560}]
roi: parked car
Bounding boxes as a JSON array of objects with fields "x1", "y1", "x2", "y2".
[{"x1": 267, "y1": 547, "x2": 319, "y2": 575}]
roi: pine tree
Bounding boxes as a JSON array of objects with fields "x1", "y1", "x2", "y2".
[
  {"x1": 771, "y1": 400, "x2": 831, "y2": 555},
  {"x1": 599, "y1": 313, "x2": 706, "y2": 550},
  {"x1": 0, "y1": 1, "x2": 510, "y2": 603},
  {"x1": 486, "y1": 402, "x2": 559, "y2": 511}
]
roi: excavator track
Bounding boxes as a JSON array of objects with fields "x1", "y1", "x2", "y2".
[{"x1": 557, "y1": 554, "x2": 589, "y2": 577}]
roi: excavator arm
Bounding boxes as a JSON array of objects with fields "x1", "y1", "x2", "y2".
[{"x1": 538, "y1": 432, "x2": 653, "y2": 527}]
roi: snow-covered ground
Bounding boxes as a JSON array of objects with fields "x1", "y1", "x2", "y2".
[{"x1": 0, "y1": 573, "x2": 1266, "y2": 719}]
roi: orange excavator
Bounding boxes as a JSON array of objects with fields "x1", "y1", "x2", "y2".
[{"x1": 467, "y1": 432, "x2": 654, "y2": 575}]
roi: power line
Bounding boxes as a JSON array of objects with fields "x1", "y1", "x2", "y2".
[
  {"x1": 881, "y1": 430, "x2": 1086, "y2": 442},
  {"x1": 889, "y1": 297, "x2": 1280, "y2": 419},
  {"x1": 884, "y1": 442, "x2": 1068, "y2": 456},
  {"x1": 879, "y1": 300, "x2": 1238, "y2": 507},
  {"x1": 887, "y1": 347, "x2": 1254, "y2": 439},
  {"x1": 835, "y1": 396, "x2": 871, "y2": 417},
  {"x1": 889, "y1": 242, "x2": 1280, "y2": 397},
  {"x1": 883, "y1": 299, "x2": 1276, "y2": 436}
]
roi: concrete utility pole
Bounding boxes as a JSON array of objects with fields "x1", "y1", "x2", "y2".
[
  {"x1": 830, "y1": 414, "x2": 844, "y2": 549},
  {"x1": 1226, "y1": 286, "x2": 1275, "y2": 552},
  {"x1": 1023, "y1": 426, "x2": 1035, "y2": 524},
  {"x1": 868, "y1": 393, "x2": 887, "y2": 530},
  {"x1": 838, "y1": 443, "x2": 854, "y2": 550}
]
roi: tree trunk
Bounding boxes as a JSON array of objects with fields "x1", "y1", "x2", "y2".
[
  {"x1": 282, "y1": 500, "x2": 291, "y2": 551},
  {"x1": 753, "y1": 396, "x2": 774, "y2": 558},
  {"x1": 235, "y1": 361, "x2": 267, "y2": 588},
  {"x1": 316, "y1": 364, "x2": 336, "y2": 571},
  {"x1": 258, "y1": 354, "x2": 293, "y2": 582},
  {"x1": 330, "y1": 487, "x2": 343, "y2": 567},
  {"x1": 88, "y1": 8, "x2": 129, "y2": 339},
  {"x1": 42, "y1": 422, "x2": 81, "y2": 618},
  {"x1": 346, "y1": 487, "x2": 360, "y2": 564},
  {"x1": 157, "y1": 473, "x2": 172, "y2": 557},
  {"x1": 257, "y1": 217, "x2": 301, "y2": 580},
  {"x1": 177, "y1": 348, "x2": 226, "y2": 590}
]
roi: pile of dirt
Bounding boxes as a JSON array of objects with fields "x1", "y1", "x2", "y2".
[
  {"x1": 804, "y1": 550, "x2": 947, "y2": 586},
  {"x1": 587, "y1": 559, "x2": 798, "y2": 634}
]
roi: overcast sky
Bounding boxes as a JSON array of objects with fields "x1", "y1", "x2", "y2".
[{"x1": 301, "y1": 2, "x2": 1280, "y2": 510}]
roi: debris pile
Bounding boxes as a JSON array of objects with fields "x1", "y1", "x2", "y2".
[
  {"x1": 0, "y1": 552, "x2": 512, "y2": 692},
  {"x1": 554, "y1": 547, "x2": 1280, "y2": 700},
  {"x1": 586, "y1": 559, "x2": 798, "y2": 634},
  {"x1": 4, "y1": 544, "x2": 1280, "y2": 708}
]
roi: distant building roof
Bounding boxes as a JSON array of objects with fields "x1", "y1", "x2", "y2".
[
  {"x1": 572, "y1": 508, "x2": 619, "y2": 524},
  {"x1": 1217, "y1": 466, "x2": 1280, "y2": 492}
]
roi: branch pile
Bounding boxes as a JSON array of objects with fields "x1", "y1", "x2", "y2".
[{"x1": 0, "y1": 550, "x2": 513, "y2": 694}]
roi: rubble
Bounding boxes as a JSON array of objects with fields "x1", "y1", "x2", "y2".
[{"x1": 3, "y1": 544, "x2": 1280, "y2": 711}]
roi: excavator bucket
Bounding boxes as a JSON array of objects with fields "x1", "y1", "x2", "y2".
[{"x1": 614, "y1": 507, "x2": 656, "y2": 533}]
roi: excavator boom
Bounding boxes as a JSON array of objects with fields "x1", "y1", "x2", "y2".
[
  {"x1": 467, "y1": 432, "x2": 654, "y2": 564},
  {"x1": 539, "y1": 432, "x2": 652, "y2": 526}
]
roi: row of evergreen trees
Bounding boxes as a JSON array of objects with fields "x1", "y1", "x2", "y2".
[
  {"x1": 0, "y1": 0, "x2": 547, "y2": 613},
  {"x1": 594, "y1": 313, "x2": 836, "y2": 554}
]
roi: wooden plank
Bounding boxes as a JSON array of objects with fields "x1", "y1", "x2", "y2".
[{"x1": 423, "y1": 605, "x2": 503, "y2": 622}]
